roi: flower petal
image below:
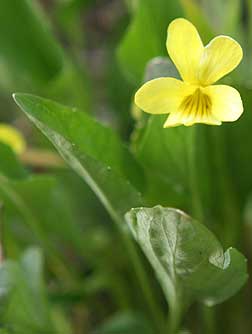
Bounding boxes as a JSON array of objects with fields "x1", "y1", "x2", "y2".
[
  {"x1": 134, "y1": 77, "x2": 194, "y2": 115},
  {"x1": 203, "y1": 85, "x2": 243, "y2": 122},
  {"x1": 0, "y1": 124, "x2": 26, "y2": 154},
  {"x1": 164, "y1": 114, "x2": 221, "y2": 127},
  {"x1": 164, "y1": 87, "x2": 221, "y2": 127},
  {"x1": 166, "y1": 18, "x2": 204, "y2": 84},
  {"x1": 199, "y1": 36, "x2": 243, "y2": 86},
  {"x1": 164, "y1": 108, "x2": 221, "y2": 128}
]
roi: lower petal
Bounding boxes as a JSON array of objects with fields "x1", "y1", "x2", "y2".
[
  {"x1": 134, "y1": 77, "x2": 194, "y2": 115},
  {"x1": 164, "y1": 87, "x2": 221, "y2": 127},
  {"x1": 164, "y1": 111, "x2": 221, "y2": 128},
  {"x1": 203, "y1": 85, "x2": 243, "y2": 122}
]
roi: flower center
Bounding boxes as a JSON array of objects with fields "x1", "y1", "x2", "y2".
[{"x1": 179, "y1": 88, "x2": 212, "y2": 121}]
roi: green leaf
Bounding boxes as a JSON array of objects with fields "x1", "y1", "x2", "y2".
[
  {"x1": 0, "y1": 174, "x2": 86, "y2": 259},
  {"x1": 117, "y1": 0, "x2": 182, "y2": 83},
  {"x1": 136, "y1": 115, "x2": 190, "y2": 187},
  {"x1": 96, "y1": 312, "x2": 154, "y2": 334},
  {"x1": 0, "y1": 0, "x2": 63, "y2": 90},
  {"x1": 126, "y1": 206, "x2": 248, "y2": 329},
  {"x1": 179, "y1": 0, "x2": 214, "y2": 43},
  {"x1": 0, "y1": 143, "x2": 28, "y2": 179},
  {"x1": 201, "y1": 0, "x2": 241, "y2": 36},
  {"x1": 224, "y1": 88, "x2": 252, "y2": 204},
  {"x1": 0, "y1": 0, "x2": 91, "y2": 110},
  {"x1": 0, "y1": 248, "x2": 54, "y2": 334},
  {"x1": 134, "y1": 115, "x2": 213, "y2": 220},
  {"x1": 13, "y1": 93, "x2": 144, "y2": 223}
]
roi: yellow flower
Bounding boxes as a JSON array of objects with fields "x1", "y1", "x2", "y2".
[
  {"x1": 0, "y1": 124, "x2": 26, "y2": 155},
  {"x1": 135, "y1": 18, "x2": 243, "y2": 127}
]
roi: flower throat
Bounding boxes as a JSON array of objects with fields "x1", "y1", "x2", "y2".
[{"x1": 179, "y1": 88, "x2": 212, "y2": 119}]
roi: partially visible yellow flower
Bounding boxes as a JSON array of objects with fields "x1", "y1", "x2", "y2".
[
  {"x1": 0, "y1": 124, "x2": 26, "y2": 155},
  {"x1": 135, "y1": 18, "x2": 243, "y2": 127}
]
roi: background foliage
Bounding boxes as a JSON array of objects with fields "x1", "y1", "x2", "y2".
[{"x1": 0, "y1": 0, "x2": 252, "y2": 333}]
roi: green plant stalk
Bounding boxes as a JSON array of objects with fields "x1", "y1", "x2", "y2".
[
  {"x1": 102, "y1": 256, "x2": 133, "y2": 310},
  {"x1": 208, "y1": 128, "x2": 243, "y2": 334},
  {"x1": 200, "y1": 305, "x2": 218, "y2": 334},
  {"x1": 210, "y1": 128, "x2": 241, "y2": 246},
  {"x1": 246, "y1": 0, "x2": 252, "y2": 52},
  {"x1": 163, "y1": 129, "x2": 201, "y2": 333},
  {"x1": 167, "y1": 294, "x2": 184, "y2": 334},
  {"x1": 119, "y1": 227, "x2": 165, "y2": 332},
  {"x1": 0, "y1": 202, "x2": 4, "y2": 262},
  {"x1": 188, "y1": 127, "x2": 241, "y2": 334},
  {"x1": 84, "y1": 185, "x2": 165, "y2": 329},
  {"x1": 0, "y1": 173, "x2": 78, "y2": 284},
  {"x1": 187, "y1": 127, "x2": 217, "y2": 334},
  {"x1": 187, "y1": 127, "x2": 205, "y2": 222}
]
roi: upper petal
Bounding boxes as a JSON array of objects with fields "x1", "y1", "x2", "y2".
[
  {"x1": 134, "y1": 77, "x2": 194, "y2": 115},
  {"x1": 166, "y1": 18, "x2": 204, "y2": 84},
  {"x1": 203, "y1": 85, "x2": 243, "y2": 122},
  {"x1": 198, "y1": 36, "x2": 243, "y2": 86}
]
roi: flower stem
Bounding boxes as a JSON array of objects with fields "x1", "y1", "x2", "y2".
[
  {"x1": 187, "y1": 127, "x2": 217, "y2": 333},
  {"x1": 166, "y1": 298, "x2": 183, "y2": 334},
  {"x1": 120, "y1": 229, "x2": 165, "y2": 332},
  {"x1": 187, "y1": 127, "x2": 204, "y2": 221},
  {"x1": 210, "y1": 127, "x2": 241, "y2": 246},
  {"x1": 200, "y1": 305, "x2": 218, "y2": 334}
]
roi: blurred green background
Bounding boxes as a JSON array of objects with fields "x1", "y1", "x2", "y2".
[{"x1": 1, "y1": 0, "x2": 252, "y2": 333}]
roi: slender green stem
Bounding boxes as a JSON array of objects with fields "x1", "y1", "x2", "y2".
[
  {"x1": 210, "y1": 128, "x2": 241, "y2": 246},
  {"x1": 187, "y1": 127, "x2": 217, "y2": 334},
  {"x1": 201, "y1": 305, "x2": 218, "y2": 334},
  {"x1": 0, "y1": 202, "x2": 4, "y2": 262},
  {"x1": 120, "y1": 228, "x2": 165, "y2": 332},
  {"x1": 163, "y1": 128, "x2": 203, "y2": 334},
  {"x1": 0, "y1": 174, "x2": 78, "y2": 283},
  {"x1": 166, "y1": 297, "x2": 183, "y2": 334},
  {"x1": 187, "y1": 127, "x2": 204, "y2": 221},
  {"x1": 179, "y1": 127, "x2": 241, "y2": 334}
]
